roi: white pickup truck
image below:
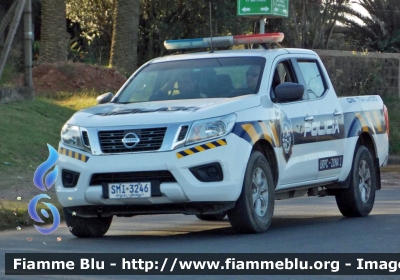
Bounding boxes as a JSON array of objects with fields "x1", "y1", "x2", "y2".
[{"x1": 56, "y1": 33, "x2": 389, "y2": 237}]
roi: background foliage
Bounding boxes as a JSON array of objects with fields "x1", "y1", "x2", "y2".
[
  {"x1": 342, "y1": 0, "x2": 400, "y2": 53},
  {"x1": 23, "y1": 0, "x2": 399, "y2": 70}
]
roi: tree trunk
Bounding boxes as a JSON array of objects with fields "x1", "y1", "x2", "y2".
[
  {"x1": 324, "y1": 3, "x2": 341, "y2": 50},
  {"x1": 290, "y1": 3, "x2": 300, "y2": 48},
  {"x1": 110, "y1": 0, "x2": 140, "y2": 76},
  {"x1": 301, "y1": 1, "x2": 306, "y2": 48},
  {"x1": 311, "y1": 2, "x2": 327, "y2": 49},
  {"x1": 40, "y1": 0, "x2": 67, "y2": 63}
]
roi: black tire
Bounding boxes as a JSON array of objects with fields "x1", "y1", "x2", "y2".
[
  {"x1": 196, "y1": 212, "x2": 227, "y2": 221},
  {"x1": 63, "y1": 208, "x2": 113, "y2": 238},
  {"x1": 335, "y1": 145, "x2": 376, "y2": 217},
  {"x1": 228, "y1": 151, "x2": 275, "y2": 233}
]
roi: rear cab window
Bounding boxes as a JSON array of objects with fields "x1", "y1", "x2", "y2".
[{"x1": 297, "y1": 60, "x2": 327, "y2": 99}]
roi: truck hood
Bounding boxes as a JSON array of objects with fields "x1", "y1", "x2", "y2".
[{"x1": 67, "y1": 95, "x2": 261, "y2": 127}]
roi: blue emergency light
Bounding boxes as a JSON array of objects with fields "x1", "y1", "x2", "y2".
[{"x1": 164, "y1": 33, "x2": 284, "y2": 50}]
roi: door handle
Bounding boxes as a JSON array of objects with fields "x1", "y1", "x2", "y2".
[
  {"x1": 304, "y1": 115, "x2": 314, "y2": 122},
  {"x1": 333, "y1": 110, "x2": 342, "y2": 117}
]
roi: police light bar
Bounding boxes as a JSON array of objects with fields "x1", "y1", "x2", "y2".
[{"x1": 164, "y1": 33, "x2": 284, "y2": 50}]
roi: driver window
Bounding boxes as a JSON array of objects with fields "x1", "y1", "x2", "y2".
[{"x1": 270, "y1": 60, "x2": 296, "y2": 100}]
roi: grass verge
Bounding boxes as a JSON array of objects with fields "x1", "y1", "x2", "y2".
[
  {"x1": 0, "y1": 92, "x2": 97, "y2": 173},
  {"x1": 0, "y1": 198, "x2": 64, "y2": 231},
  {"x1": 0, "y1": 91, "x2": 97, "y2": 230}
]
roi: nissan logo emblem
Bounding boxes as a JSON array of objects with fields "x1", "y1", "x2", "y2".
[{"x1": 121, "y1": 132, "x2": 140, "y2": 148}]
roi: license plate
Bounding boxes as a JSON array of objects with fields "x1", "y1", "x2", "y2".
[{"x1": 108, "y1": 182, "x2": 151, "y2": 199}]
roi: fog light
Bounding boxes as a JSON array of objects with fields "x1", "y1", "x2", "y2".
[
  {"x1": 206, "y1": 166, "x2": 218, "y2": 177},
  {"x1": 62, "y1": 169, "x2": 80, "y2": 188},
  {"x1": 189, "y1": 163, "x2": 223, "y2": 182}
]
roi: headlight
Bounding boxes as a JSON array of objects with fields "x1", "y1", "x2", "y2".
[
  {"x1": 186, "y1": 114, "x2": 236, "y2": 145},
  {"x1": 61, "y1": 124, "x2": 83, "y2": 149}
]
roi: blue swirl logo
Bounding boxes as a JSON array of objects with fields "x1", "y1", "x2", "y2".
[
  {"x1": 29, "y1": 144, "x2": 61, "y2": 235},
  {"x1": 33, "y1": 144, "x2": 59, "y2": 191},
  {"x1": 28, "y1": 194, "x2": 60, "y2": 234}
]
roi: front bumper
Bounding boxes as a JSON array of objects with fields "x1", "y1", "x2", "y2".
[{"x1": 55, "y1": 133, "x2": 251, "y2": 211}]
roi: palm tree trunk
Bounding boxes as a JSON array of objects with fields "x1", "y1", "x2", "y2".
[
  {"x1": 109, "y1": 0, "x2": 140, "y2": 76},
  {"x1": 40, "y1": 0, "x2": 67, "y2": 63}
]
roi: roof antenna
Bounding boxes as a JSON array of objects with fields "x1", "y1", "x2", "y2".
[{"x1": 209, "y1": 1, "x2": 214, "y2": 53}]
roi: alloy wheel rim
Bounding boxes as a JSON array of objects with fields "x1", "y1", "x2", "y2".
[
  {"x1": 252, "y1": 167, "x2": 269, "y2": 217},
  {"x1": 358, "y1": 159, "x2": 371, "y2": 203}
]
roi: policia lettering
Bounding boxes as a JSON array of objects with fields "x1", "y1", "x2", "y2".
[
  {"x1": 232, "y1": 109, "x2": 385, "y2": 163},
  {"x1": 304, "y1": 119, "x2": 340, "y2": 137}
]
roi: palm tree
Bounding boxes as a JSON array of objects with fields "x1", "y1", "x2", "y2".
[
  {"x1": 341, "y1": 0, "x2": 400, "y2": 52},
  {"x1": 268, "y1": 0, "x2": 352, "y2": 49},
  {"x1": 109, "y1": 0, "x2": 139, "y2": 76},
  {"x1": 40, "y1": 0, "x2": 67, "y2": 62}
]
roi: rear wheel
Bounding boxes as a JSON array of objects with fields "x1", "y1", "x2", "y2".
[
  {"x1": 196, "y1": 212, "x2": 227, "y2": 221},
  {"x1": 64, "y1": 208, "x2": 113, "y2": 238},
  {"x1": 228, "y1": 151, "x2": 275, "y2": 233},
  {"x1": 335, "y1": 145, "x2": 376, "y2": 217}
]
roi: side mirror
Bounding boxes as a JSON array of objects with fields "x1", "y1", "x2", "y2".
[
  {"x1": 96, "y1": 92, "x2": 114, "y2": 104},
  {"x1": 273, "y1": 82, "x2": 304, "y2": 103}
]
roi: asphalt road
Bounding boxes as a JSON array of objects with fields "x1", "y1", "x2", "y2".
[{"x1": 1, "y1": 172, "x2": 399, "y2": 280}]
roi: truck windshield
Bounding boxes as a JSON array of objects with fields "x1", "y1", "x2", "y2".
[{"x1": 116, "y1": 57, "x2": 265, "y2": 103}]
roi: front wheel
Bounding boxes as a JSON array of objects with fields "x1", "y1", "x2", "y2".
[
  {"x1": 64, "y1": 208, "x2": 113, "y2": 238},
  {"x1": 335, "y1": 145, "x2": 376, "y2": 217},
  {"x1": 228, "y1": 151, "x2": 275, "y2": 233}
]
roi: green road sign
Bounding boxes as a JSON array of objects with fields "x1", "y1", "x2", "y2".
[
  {"x1": 272, "y1": 0, "x2": 289, "y2": 16},
  {"x1": 237, "y1": 0, "x2": 288, "y2": 17}
]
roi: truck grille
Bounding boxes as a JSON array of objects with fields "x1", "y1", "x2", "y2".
[
  {"x1": 98, "y1": 127, "x2": 167, "y2": 153},
  {"x1": 89, "y1": 170, "x2": 176, "y2": 185}
]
